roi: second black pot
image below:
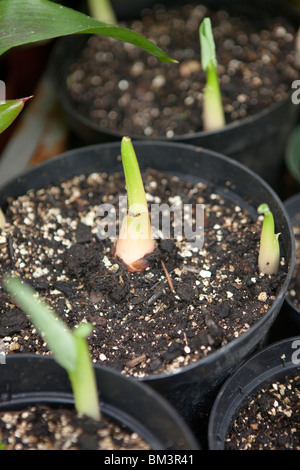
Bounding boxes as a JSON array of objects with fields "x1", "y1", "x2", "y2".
[
  {"x1": 0, "y1": 141, "x2": 295, "y2": 447},
  {"x1": 48, "y1": 0, "x2": 300, "y2": 190}
]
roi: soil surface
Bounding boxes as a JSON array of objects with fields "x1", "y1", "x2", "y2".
[
  {"x1": 66, "y1": 3, "x2": 300, "y2": 138},
  {"x1": 225, "y1": 372, "x2": 300, "y2": 450},
  {"x1": 0, "y1": 168, "x2": 287, "y2": 377},
  {"x1": 0, "y1": 404, "x2": 150, "y2": 450},
  {"x1": 287, "y1": 218, "x2": 300, "y2": 310}
]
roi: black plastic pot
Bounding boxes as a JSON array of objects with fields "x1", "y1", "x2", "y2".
[
  {"x1": 269, "y1": 193, "x2": 300, "y2": 341},
  {"x1": 285, "y1": 126, "x2": 300, "y2": 189},
  {"x1": 0, "y1": 141, "x2": 295, "y2": 448},
  {"x1": 208, "y1": 336, "x2": 300, "y2": 450},
  {"x1": 0, "y1": 354, "x2": 199, "y2": 450},
  {"x1": 48, "y1": 0, "x2": 300, "y2": 190}
]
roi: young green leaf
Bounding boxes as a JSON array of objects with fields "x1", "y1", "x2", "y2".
[
  {"x1": 0, "y1": 0, "x2": 175, "y2": 63},
  {"x1": 0, "y1": 97, "x2": 32, "y2": 134},
  {"x1": 114, "y1": 136, "x2": 156, "y2": 272},
  {"x1": 199, "y1": 17, "x2": 225, "y2": 131},
  {"x1": 3, "y1": 275, "x2": 101, "y2": 421},
  {"x1": 257, "y1": 203, "x2": 280, "y2": 275}
]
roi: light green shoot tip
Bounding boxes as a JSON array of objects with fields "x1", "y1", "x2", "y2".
[
  {"x1": 3, "y1": 275, "x2": 101, "y2": 421},
  {"x1": 199, "y1": 17, "x2": 225, "y2": 131},
  {"x1": 257, "y1": 203, "x2": 280, "y2": 275}
]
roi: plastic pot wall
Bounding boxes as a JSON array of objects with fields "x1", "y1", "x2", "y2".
[
  {"x1": 208, "y1": 336, "x2": 300, "y2": 450},
  {"x1": 285, "y1": 125, "x2": 300, "y2": 189},
  {"x1": 0, "y1": 354, "x2": 199, "y2": 450},
  {"x1": 0, "y1": 141, "x2": 295, "y2": 445},
  {"x1": 270, "y1": 193, "x2": 300, "y2": 341},
  {"x1": 48, "y1": 0, "x2": 300, "y2": 190}
]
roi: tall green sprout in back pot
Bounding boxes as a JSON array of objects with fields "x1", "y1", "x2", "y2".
[
  {"x1": 0, "y1": 275, "x2": 199, "y2": 450},
  {"x1": 0, "y1": 138, "x2": 295, "y2": 447},
  {"x1": 49, "y1": 0, "x2": 300, "y2": 190}
]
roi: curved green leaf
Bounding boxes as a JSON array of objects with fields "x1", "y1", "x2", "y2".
[
  {"x1": 0, "y1": 98, "x2": 31, "y2": 133},
  {"x1": 3, "y1": 275, "x2": 78, "y2": 372},
  {"x1": 0, "y1": 0, "x2": 175, "y2": 63}
]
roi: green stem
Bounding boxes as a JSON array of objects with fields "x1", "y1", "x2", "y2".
[
  {"x1": 121, "y1": 136, "x2": 148, "y2": 212},
  {"x1": 257, "y1": 203, "x2": 280, "y2": 275},
  {"x1": 68, "y1": 325, "x2": 101, "y2": 421},
  {"x1": 87, "y1": 0, "x2": 117, "y2": 25},
  {"x1": 199, "y1": 18, "x2": 225, "y2": 131},
  {"x1": 203, "y1": 65, "x2": 225, "y2": 130}
]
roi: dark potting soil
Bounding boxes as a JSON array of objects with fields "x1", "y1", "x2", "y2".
[
  {"x1": 0, "y1": 404, "x2": 150, "y2": 450},
  {"x1": 225, "y1": 372, "x2": 300, "y2": 450},
  {"x1": 0, "y1": 169, "x2": 287, "y2": 377},
  {"x1": 66, "y1": 3, "x2": 300, "y2": 138},
  {"x1": 287, "y1": 220, "x2": 300, "y2": 310}
]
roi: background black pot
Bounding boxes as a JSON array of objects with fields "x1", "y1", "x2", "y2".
[
  {"x1": 285, "y1": 126, "x2": 300, "y2": 189},
  {"x1": 208, "y1": 336, "x2": 300, "y2": 450},
  {"x1": 48, "y1": 0, "x2": 300, "y2": 191},
  {"x1": 0, "y1": 354, "x2": 199, "y2": 450},
  {"x1": 269, "y1": 193, "x2": 300, "y2": 342},
  {"x1": 0, "y1": 141, "x2": 295, "y2": 448}
]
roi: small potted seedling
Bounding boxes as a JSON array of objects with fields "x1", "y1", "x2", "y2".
[
  {"x1": 199, "y1": 17, "x2": 225, "y2": 132},
  {"x1": 1, "y1": 274, "x2": 199, "y2": 450},
  {"x1": 257, "y1": 203, "x2": 280, "y2": 275},
  {"x1": 114, "y1": 136, "x2": 156, "y2": 272},
  {"x1": 50, "y1": 0, "x2": 300, "y2": 189}
]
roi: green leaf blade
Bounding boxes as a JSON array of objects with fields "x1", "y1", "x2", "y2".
[
  {"x1": 0, "y1": 0, "x2": 175, "y2": 63},
  {"x1": 3, "y1": 275, "x2": 78, "y2": 372},
  {"x1": 0, "y1": 99, "x2": 27, "y2": 133},
  {"x1": 199, "y1": 17, "x2": 217, "y2": 71}
]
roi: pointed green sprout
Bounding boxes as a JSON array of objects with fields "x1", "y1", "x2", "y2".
[
  {"x1": 87, "y1": 0, "x2": 117, "y2": 25},
  {"x1": 0, "y1": 97, "x2": 32, "y2": 134},
  {"x1": 257, "y1": 203, "x2": 280, "y2": 275},
  {"x1": 114, "y1": 137, "x2": 156, "y2": 272},
  {"x1": 3, "y1": 275, "x2": 101, "y2": 421},
  {"x1": 199, "y1": 17, "x2": 225, "y2": 131}
]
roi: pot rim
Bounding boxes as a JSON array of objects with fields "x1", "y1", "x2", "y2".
[{"x1": 0, "y1": 140, "x2": 295, "y2": 382}]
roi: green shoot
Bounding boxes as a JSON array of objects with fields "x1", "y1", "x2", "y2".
[
  {"x1": 114, "y1": 136, "x2": 156, "y2": 272},
  {"x1": 3, "y1": 275, "x2": 101, "y2": 422},
  {"x1": 257, "y1": 203, "x2": 280, "y2": 275},
  {"x1": 199, "y1": 17, "x2": 225, "y2": 131},
  {"x1": 87, "y1": 0, "x2": 117, "y2": 25},
  {"x1": 0, "y1": 97, "x2": 32, "y2": 134}
]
